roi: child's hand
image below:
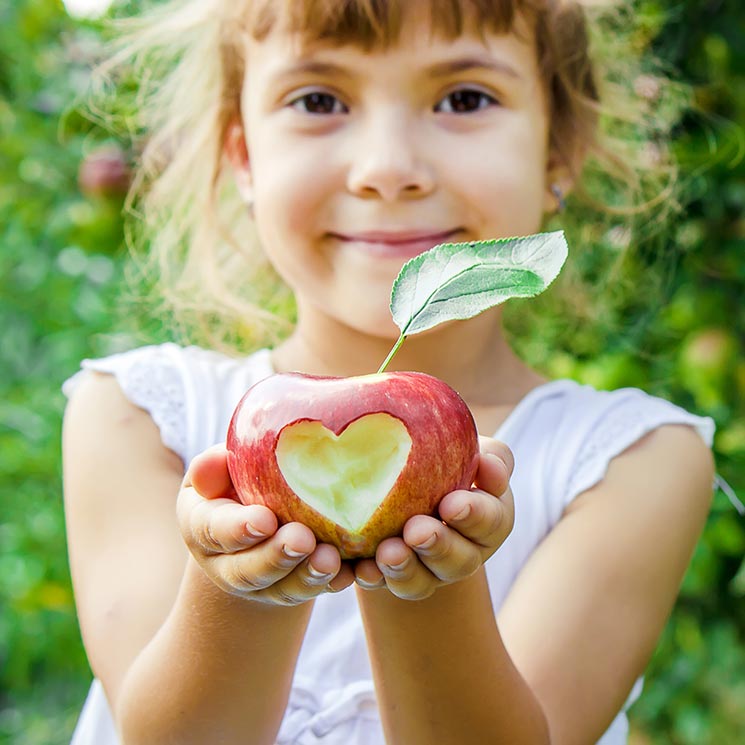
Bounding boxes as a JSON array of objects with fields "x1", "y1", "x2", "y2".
[
  {"x1": 177, "y1": 445, "x2": 355, "y2": 605},
  {"x1": 355, "y1": 437, "x2": 515, "y2": 600}
]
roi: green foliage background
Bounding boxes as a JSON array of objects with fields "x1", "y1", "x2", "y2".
[{"x1": 0, "y1": 0, "x2": 742, "y2": 743}]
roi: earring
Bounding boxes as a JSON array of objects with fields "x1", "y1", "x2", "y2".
[{"x1": 551, "y1": 184, "x2": 566, "y2": 213}]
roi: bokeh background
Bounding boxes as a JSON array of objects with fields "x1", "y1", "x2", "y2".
[{"x1": 1, "y1": 0, "x2": 743, "y2": 743}]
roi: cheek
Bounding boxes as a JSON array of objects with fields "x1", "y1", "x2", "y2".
[
  {"x1": 460, "y1": 124, "x2": 547, "y2": 230},
  {"x1": 252, "y1": 143, "x2": 335, "y2": 237},
  {"x1": 247, "y1": 153, "x2": 332, "y2": 291}
]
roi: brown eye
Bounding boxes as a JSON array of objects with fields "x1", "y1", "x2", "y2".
[
  {"x1": 437, "y1": 88, "x2": 498, "y2": 113},
  {"x1": 291, "y1": 92, "x2": 347, "y2": 115}
]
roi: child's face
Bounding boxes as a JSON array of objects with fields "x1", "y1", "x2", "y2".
[{"x1": 234, "y1": 7, "x2": 556, "y2": 339}]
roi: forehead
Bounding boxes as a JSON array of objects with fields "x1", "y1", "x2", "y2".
[{"x1": 240, "y1": 0, "x2": 537, "y2": 49}]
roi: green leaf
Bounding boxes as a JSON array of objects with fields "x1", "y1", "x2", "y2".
[{"x1": 390, "y1": 231, "x2": 568, "y2": 337}]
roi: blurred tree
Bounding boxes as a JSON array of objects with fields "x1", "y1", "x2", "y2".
[{"x1": 0, "y1": 1, "x2": 130, "y2": 742}]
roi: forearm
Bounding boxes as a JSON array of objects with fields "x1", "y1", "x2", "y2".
[
  {"x1": 115, "y1": 557, "x2": 312, "y2": 745},
  {"x1": 357, "y1": 568, "x2": 550, "y2": 745}
]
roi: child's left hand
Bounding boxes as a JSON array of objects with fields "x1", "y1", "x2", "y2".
[{"x1": 354, "y1": 437, "x2": 514, "y2": 600}]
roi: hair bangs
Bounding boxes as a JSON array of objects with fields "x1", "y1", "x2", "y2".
[{"x1": 245, "y1": 0, "x2": 527, "y2": 49}]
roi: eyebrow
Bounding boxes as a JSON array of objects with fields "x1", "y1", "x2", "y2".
[
  {"x1": 425, "y1": 56, "x2": 524, "y2": 81},
  {"x1": 271, "y1": 55, "x2": 523, "y2": 83},
  {"x1": 270, "y1": 60, "x2": 354, "y2": 82}
]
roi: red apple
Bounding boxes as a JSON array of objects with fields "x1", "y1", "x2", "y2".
[
  {"x1": 226, "y1": 372, "x2": 480, "y2": 559},
  {"x1": 78, "y1": 144, "x2": 131, "y2": 198}
]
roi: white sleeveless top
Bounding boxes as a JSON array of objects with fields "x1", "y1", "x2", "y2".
[{"x1": 62, "y1": 343, "x2": 715, "y2": 745}]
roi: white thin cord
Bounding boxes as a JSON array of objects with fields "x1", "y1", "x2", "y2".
[{"x1": 715, "y1": 474, "x2": 745, "y2": 516}]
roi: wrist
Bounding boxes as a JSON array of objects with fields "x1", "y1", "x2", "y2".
[{"x1": 117, "y1": 556, "x2": 314, "y2": 745}]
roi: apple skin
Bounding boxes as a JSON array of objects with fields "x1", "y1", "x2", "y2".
[
  {"x1": 78, "y1": 145, "x2": 131, "y2": 198},
  {"x1": 226, "y1": 372, "x2": 480, "y2": 559}
]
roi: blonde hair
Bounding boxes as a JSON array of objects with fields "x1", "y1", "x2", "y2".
[{"x1": 85, "y1": 0, "x2": 690, "y2": 355}]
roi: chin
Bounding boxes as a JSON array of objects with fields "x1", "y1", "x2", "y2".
[
  {"x1": 346, "y1": 313, "x2": 402, "y2": 343},
  {"x1": 325, "y1": 294, "x2": 401, "y2": 341}
]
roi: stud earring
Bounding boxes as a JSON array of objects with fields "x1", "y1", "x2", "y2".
[{"x1": 551, "y1": 184, "x2": 566, "y2": 213}]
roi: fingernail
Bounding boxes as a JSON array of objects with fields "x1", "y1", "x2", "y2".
[
  {"x1": 382, "y1": 556, "x2": 410, "y2": 576},
  {"x1": 484, "y1": 452, "x2": 505, "y2": 468},
  {"x1": 244, "y1": 521, "x2": 267, "y2": 540},
  {"x1": 282, "y1": 545, "x2": 309, "y2": 559},
  {"x1": 307, "y1": 564, "x2": 334, "y2": 582},
  {"x1": 450, "y1": 504, "x2": 471, "y2": 522},
  {"x1": 413, "y1": 534, "x2": 437, "y2": 550},
  {"x1": 486, "y1": 450, "x2": 512, "y2": 474},
  {"x1": 355, "y1": 577, "x2": 384, "y2": 590}
]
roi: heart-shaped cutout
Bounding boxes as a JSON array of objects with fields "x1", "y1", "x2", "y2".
[{"x1": 275, "y1": 413, "x2": 412, "y2": 532}]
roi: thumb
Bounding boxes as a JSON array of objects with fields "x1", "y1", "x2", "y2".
[
  {"x1": 184, "y1": 444, "x2": 237, "y2": 500},
  {"x1": 474, "y1": 437, "x2": 514, "y2": 497},
  {"x1": 478, "y1": 436, "x2": 514, "y2": 475}
]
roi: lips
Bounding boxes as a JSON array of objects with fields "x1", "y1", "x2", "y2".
[{"x1": 331, "y1": 229, "x2": 461, "y2": 260}]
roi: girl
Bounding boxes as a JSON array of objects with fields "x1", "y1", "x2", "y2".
[{"x1": 62, "y1": 1, "x2": 716, "y2": 743}]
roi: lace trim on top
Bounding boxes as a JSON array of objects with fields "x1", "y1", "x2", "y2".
[
  {"x1": 563, "y1": 391, "x2": 715, "y2": 508},
  {"x1": 64, "y1": 345, "x2": 191, "y2": 465},
  {"x1": 119, "y1": 352, "x2": 188, "y2": 462}
]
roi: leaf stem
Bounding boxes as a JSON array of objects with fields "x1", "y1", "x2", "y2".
[{"x1": 377, "y1": 334, "x2": 406, "y2": 374}]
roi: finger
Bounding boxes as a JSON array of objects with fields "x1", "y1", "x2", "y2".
[
  {"x1": 354, "y1": 558, "x2": 386, "y2": 590},
  {"x1": 183, "y1": 496, "x2": 279, "y2": 555},
  {"x1": 478, "y1": 436, "x2": 515, "y2": 475},
  {"x1": 184, "y1": 445, "x2": 236, "y2": 500},
  {"x1": 473, "y1": 448, "x2": 512, "y2": 498},
  {"x1": 403, "y1": 515, "x2": 483, "y2": 583},
  {"x1": 438, "y1": 487, "x2": 514, "y2": 549},
  {"x1": 214, "y1": 522, "x2": 317, "y2": 594},
  {"x1": 259, "y1": 543, "x2": 344, "y2": 606},
  {"x1": 327, "y1": 562, "x2": 356, "y2": 593},
  {"x1": 375, "y1": 538, "x2": 438, "y2": 601}
]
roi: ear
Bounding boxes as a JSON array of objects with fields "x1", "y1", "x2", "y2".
[
  {"x1": 224, "y1": 119, "x2": 253, "y2": 205},
  {"x1": 543, "y1": 152, "x2": 573, "y2": 213},
  {"x1": 543, "y1": 140, "x2": 587, "y2": 214}
]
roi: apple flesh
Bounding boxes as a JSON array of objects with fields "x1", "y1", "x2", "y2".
[{"x1": 226, "y1": 372, "x2": 480, "y2": 559}]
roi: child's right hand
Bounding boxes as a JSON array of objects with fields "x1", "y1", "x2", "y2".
[{"x1": 177, "y1": 445, "x2": 355, "y2": 605}]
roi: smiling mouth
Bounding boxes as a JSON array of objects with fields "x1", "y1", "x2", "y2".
[{"x1": 330, "y1": 229, "x2": 462, "y2": 260}]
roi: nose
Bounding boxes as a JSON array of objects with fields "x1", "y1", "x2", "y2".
[{"x1": 346, "y1": 111, "x2": 435, "y2": 201}]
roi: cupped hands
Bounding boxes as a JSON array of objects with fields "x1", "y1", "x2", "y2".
[
  {"x1": 177, "y1": 436, "x2": 514, "y2": 606},
  {"x1": 354, "y1": 436, "x2": 515, "y2": 600},
  {"x1": 178, "y1": 445, "x2": 356, "y2": 605}
]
